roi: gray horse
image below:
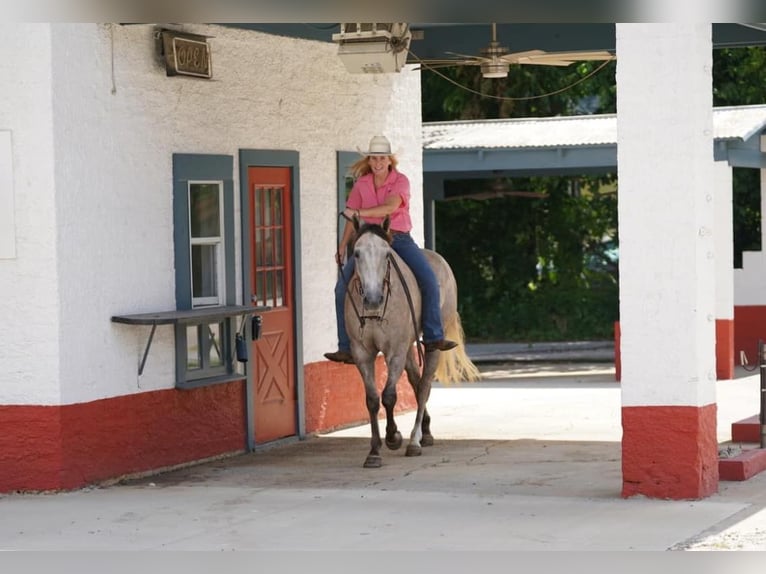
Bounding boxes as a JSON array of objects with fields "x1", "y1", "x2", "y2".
[{"x1": 343, "y1": 216, "x2": 481, "y2": 468}]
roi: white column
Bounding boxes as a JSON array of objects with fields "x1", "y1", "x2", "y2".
[
  {"x1": 617, "y1": 23, "x2": 718, "y2": 499},
  {"x1": 714, "y1": 161, "x2": 734, "y2": 378},
  {"x1": 714, "y1": 162, "x2": 733, "y2": 319}
]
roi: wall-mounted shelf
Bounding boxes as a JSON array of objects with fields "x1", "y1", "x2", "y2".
[{"x1": 111, "y1": 305, "x2": 267, "y2": 376}]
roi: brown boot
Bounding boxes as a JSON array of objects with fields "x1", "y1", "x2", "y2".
[
  {"x1": 324, "y1": 350, "x2": 354, "y2": 364},
  {"x1": 424, "y1": 339, "x2": 458, "y2": 353}
]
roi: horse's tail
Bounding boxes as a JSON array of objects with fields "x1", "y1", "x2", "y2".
[{"x1": 434, "y1": 311, "x2": 482, "y2": 384}]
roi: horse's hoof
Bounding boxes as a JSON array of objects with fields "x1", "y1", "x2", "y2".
[
  {"x1": 406, "y1": 444, "x2": 422, "y2": 457},
  {"x1": 421, "y1": 434, "x2": 434, "y2": 447},
  {"x1": 363, "y1": 455, "x2": 382, "y2": 468},
  {"x1": 385, "y1": 431, "x2": 403, "y2": 450}
]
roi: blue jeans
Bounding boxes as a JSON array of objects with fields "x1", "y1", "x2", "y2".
[{"x1": 334, "y1": 232, "x2": 445, "y2": 352}]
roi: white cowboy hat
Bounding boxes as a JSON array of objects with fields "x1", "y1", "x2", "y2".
[{"x1": 361, "y1": 134, "x2": 393, "y2": 156}]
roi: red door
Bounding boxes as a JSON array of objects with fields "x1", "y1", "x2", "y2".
[{"x1": 248, "y1": 167, "x2": 297, "y2": 443}]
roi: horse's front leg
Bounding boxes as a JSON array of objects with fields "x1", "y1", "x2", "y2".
[
  {"x1": 381, "y1": 353, "x2": 406, "y2": 452},
  {"x1": 405, "y1": 348, "x2": 439, "y2": 457},
  {"x1": 355, "y1": 356, "x2": 383, "y2": 468}
]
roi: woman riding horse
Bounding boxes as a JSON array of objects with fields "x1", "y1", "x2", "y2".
[{"x1": 325, "y1": 134, "x2": 458, "y2": 364}]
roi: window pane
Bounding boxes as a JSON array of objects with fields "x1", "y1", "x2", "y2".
[
  {"x1": 265, "y1": 271, "x2": 273, "y2": 305},
  {"x1": 187, "y1": 325, "x2": 201, "y2": 370},
  {"x1": 255, "y1": 188, "x2": 262, "y2": 226},
  {"x1": 192, "y1": 244, "x2": 219, "y2": 299},
  {"x1": 264, "y1": 188, "x2": 272, "y2": 226},
  {"x1": 274, "y1": 188, "x2": 282, "y2": 224},
  {"x1": 256, "y1": 229, "x2": 265, "y2": 267},
  {"x1": 263, "y1": 228, "x2": 273, "y2": 266},
  {"x1": 255, "y1": 271, "x2": 264, "y2": 306},
  {"x1": 207, "y1": 323, "x2": 223, "y2": 367},
  {"x1": 190, "y1": 183, "x2": 220, "y2": 237},
  {"x1": 275, "y1": 269, "x2": 284, "y2": 307},
  {"x1": 275, "y1": 230, "x2": 283, "y2": 265}
]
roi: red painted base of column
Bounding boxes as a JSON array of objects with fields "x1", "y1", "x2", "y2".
[
  {"x1": 0, "y1": 382, "x2": 247, "y2": 493},
  {"x1": 614, "y1": 321, "x2": 621, "y2": 382},
  {"x1": 733, "y1": 305, "x2": 766, "y2": 365},
  {"x1": 719, "y1": 448, "x2": 766, "y2": 481},
  {"x1": 731, "y1": 414, "x2": 762, "y2": 443},
  {"x1": 303, "y1": 357, "x2": 415, "y2": 435},
  {"x1": 622, "y1": 404, "x2": 718, "y2": 499},
  {"x1": 716, "y1": 319, "x2": 734, "y2": 380}
]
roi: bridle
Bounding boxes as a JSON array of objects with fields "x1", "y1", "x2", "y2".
[
  {"x1": 336, "y1": 218, "x2": 425, "y2": 365},
  {"x1": 347, "y1": 256, "x2": 392, "y2": 325}
]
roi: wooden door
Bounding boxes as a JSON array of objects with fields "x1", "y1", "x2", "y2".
[{"x1": 248, "y1": 166, "x2": 296, "y2": 443}]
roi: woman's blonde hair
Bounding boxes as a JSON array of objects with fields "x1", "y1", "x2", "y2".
[{"x1": 349, "y1": 154, "x2": 399, "y2": 180}]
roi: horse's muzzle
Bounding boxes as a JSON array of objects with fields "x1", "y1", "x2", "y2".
[{"x1": 363, "y1": 291, "x2": 384, "y2": 308}]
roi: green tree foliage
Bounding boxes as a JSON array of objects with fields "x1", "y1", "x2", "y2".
[
  {"x1": 424, "y1": 61, "x2": 619, "y2": 341},
  {"x1": 422, "y1": 60, "x2": 617, "y2": 121},
  {"x1": 422, "y1": 46, "x2": 765, "y2": 342},
  {"x1": 713, "y1": 47, "x2": 766, "y2": 267}
]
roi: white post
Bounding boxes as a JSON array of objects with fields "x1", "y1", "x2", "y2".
[
  {"x1": 714, "y1": 161, "x2": 734, "y2": 379},
  {"x1": 617, "y1": 23, "x2": 718, "y2": 499}
]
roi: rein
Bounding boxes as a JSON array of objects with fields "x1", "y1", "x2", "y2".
[{"x1": 386, "y1": 252, "x2": 425, "y2": 367}]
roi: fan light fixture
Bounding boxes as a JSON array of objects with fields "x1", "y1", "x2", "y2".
[
  {"x1": 415, "y1": 23, "x2": 615, "y2": 80},
  {"x1": 479, "y1": 33, "x2": 510, "y2": 78},
  {"x1": 480, "y1": 61, "x2": 510, "y2": 78}
]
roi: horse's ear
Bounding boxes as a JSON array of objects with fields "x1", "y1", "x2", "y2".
[{"x1": 382, "y1": 215, "x2": 390, "y2": 233}]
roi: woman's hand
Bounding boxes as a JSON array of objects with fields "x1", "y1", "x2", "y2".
[{"x1": 342, "y1": 207, "x2": 359, "y2": 221}]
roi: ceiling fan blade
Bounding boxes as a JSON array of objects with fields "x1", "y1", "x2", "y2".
[
  {"x1": 444, "y1": 50, "x2": 490, "y2": 61},
  {"x1": 415, "y1": 60, "x2": 480, "y2": 70},
  {"x1": 444, "y1": 190, "x2": 548, "y2": 201},
  {"x1": 502, "y1": 50, "x2": 615, "y2": 66},
  {"x1": 499, "y1": 49, "x2": 547, "y2": 59}
]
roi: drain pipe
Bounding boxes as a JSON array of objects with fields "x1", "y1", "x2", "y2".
[{"x1": 760, "y1": 340, "x2": 766, "y2": 449}]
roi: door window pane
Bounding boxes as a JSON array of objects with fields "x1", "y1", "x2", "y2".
[
  {"x1": 265, "y1": 271, "x2": 273, "y2": 304},
  {"x1": 264, "y1": 188, "x2": 272, "y2": 226},
  {"x1": 264, "y1": 228, "x2": 273, "y2": 266},
  {"x1": 255, "y1": 271, "x2": 264, "y2": 306},
  {"x1": 275, "y1": 269, "x2": 284, "y2": 307},
  {"x1": 275, "y1": 231, "x2": 283, "y2": 265},
  {"x1": 274, "y1": 188, "x2": 282, "y2": 223}
]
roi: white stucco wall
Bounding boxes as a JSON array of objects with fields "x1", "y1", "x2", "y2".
[
  {"x1": 0, "y1": 24, "x2": 61, "y2": 404},
  {"x1": 1, "y1": 23, "x2": 422, "y2": 405},
  {"x1": 617, "y1": 23, "x2": 717, "y2": 407}
]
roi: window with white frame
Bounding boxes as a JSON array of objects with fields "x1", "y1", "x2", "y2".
[
  {"x1": 173, "y1": 154, "x2": 238, "y2": 388},
  {"x1": 188, "y1": 181, "x2": 225, "y2": 307}
]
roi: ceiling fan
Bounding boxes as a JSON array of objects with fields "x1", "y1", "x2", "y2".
[
  {"x1": 444, "y1": 178, "x2": 549, "y2": 202},
  {"x1": 416, "y1": 23, "x2": 615, "y2": 79}
]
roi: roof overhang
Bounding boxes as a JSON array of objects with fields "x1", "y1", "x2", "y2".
[
  {"x1": 230, "y1": 23, "x2": 766, "y2": 58},
  {"x1": 423, "y1": 105, "x2": 766, "y2": 182}
]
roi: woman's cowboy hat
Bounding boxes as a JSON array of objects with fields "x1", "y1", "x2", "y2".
[{"x1": 361, "y1": 134, "x2": 393, "y2": 156}]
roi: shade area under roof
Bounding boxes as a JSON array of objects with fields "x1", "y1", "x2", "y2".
[{"x1": 422, "y1": 105, "x2": 766, "y2": 180}]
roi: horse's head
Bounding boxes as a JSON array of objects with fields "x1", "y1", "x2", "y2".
[{"x1": 351, "y1": 216, "x2": 392, "y2": 308}]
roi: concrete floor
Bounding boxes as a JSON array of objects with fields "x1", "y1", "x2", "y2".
[{"x1": 1, "y1": 361, "x2": 765, "y2": 551}]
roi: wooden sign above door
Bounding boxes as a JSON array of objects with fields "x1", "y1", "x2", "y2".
[{"x1": 159, "y1": 29, "x2": 212, "y2": 79}]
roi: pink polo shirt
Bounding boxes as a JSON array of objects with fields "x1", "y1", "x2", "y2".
[{"x1": 345, "y1": 169, "x2": 412, "y2": 233}]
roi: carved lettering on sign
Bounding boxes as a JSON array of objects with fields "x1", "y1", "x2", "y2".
[{"x1": 161, "y1": 30, "x2": 212, "y2": 79}]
